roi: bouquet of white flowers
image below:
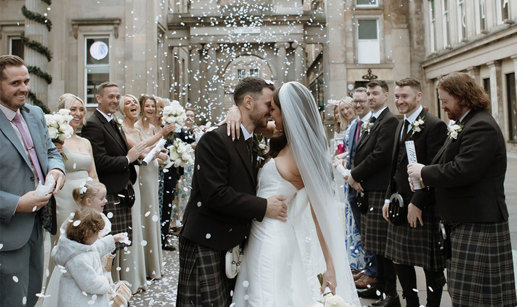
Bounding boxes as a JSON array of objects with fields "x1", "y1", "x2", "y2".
[
  {"x1": 165, "y1": 139, "x2": 194, "y2": 169},
  {"x1": 45, "y1": 109, "x2": 74, "y2": 160},
  {"x1": 312, "y1": 274, "x2": 356, "y2": 307},
  {"x1": 162, "y1": 100, "x2": 187, "y2": 127}
]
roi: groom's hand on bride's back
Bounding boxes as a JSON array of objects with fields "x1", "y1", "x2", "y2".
[{"x1": 265, "y1": 195, "x2": 288, "y2": 222}]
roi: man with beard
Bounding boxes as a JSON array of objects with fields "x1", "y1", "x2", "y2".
[{"x1": 177, "y1": 77, "x2": 287, "y2": 306}]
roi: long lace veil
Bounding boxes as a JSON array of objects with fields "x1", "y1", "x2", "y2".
[{"x1": 278, "y1": 81, "x2": 360, "y2": 306}]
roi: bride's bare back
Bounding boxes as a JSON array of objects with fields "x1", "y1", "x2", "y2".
[{"x1": 275, "y1": 145, "x2": 304, "y2": 190}]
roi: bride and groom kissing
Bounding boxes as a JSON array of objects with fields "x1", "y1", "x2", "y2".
[{"x1": 177, "y1": 78, "x2": 360, "y2": 306}]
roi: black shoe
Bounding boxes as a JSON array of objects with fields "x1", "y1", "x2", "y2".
[
  {"x1": 357, "y1": 286, "x2": 382, "y2": 299},
  {"x1": 370, "y1": 295, "x2": 401, "y2": 307}
]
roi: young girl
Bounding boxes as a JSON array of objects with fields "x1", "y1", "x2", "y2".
[
  {"x1": 52, "y1": 207, "x2": 126, "y2": 307},
  {"x1": 43, "y1": 181, "x2": 123, "y2": 306}
]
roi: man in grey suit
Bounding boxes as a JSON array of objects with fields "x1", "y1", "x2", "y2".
[{"x1": 0, "y1": 55, "x2": 65, "y2": 307}]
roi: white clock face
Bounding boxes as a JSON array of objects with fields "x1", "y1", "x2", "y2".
[{"x1": 90, "y1": 41, "x2": 109, "y2": 60}]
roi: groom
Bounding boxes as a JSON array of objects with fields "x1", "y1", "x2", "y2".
[{"x1": 177, "y1": 77, "x2": 288, "y2": 306}]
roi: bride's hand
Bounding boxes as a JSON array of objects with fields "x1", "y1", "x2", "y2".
[{"x1": 321, "y1": 268, "x2": 337, "y2": 294}]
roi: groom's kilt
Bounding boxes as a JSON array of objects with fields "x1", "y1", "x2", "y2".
[
  {"x1": 360, "y1": 191, "x2": 389, "y2": 255},
  {"x1": 104, "y1": 194, "x2": 132, "y2": 250},
  {"x1": 447, "y1": 221, "x2": 516, "y2": 307},
  {"x1": 177, "y1": 236, "x2": 234, "y2": 306},
  {"x1": 384, "y1": 207, "x2": 446, "y2": 271}
]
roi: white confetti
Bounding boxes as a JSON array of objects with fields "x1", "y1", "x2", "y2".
[
  {"x1": 107, "y1": 212, "x2": 114, "y2": 218},
  {"x1": 141, "y1": 240, "x2": 148, "y2": 246},
  {"x1": 0, "y1": 243, "x2": 3, "y2": 250},
  {"x1": 242, "y1": 280, "x2": 249, "y2": 288},
  {"x1": 73, "y1": 220, "x2": 81, "y2": 227},
  {"x1": 197, "y1": 201, "x2": 202, "y2": 207},
  {"x1": 32, "y1": 206, "x2": 38, "y2": 212},
  {"x1": 12, "y1": 276, "x2": 19, "y2": 283},
  {"x1": 152, "y1": 215, "x2": 159, "y2": 222},
  {"x1": 145, "y1": 211, "x2": 151, "y2": 217},
  {"x1": 205, "y1": 233, "x2": 211, "y2": 239},
  {"x1": 22, "y1": 297, "x2": 26, "y2": 305}
]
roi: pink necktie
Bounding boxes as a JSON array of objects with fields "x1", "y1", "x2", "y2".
[
  {"x1": 13, "y1": 113, "x2": 45, "y2": 184},
  {"x1": 355, "y1": 120, "x2": 363, "y2": 142}
]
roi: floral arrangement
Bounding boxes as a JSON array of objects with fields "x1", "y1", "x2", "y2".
[
  {"x1": 409, "y1": 116, "x2": 425, "y2": 137},
  {"x1": 45, "y1": 109, "x2": 74, "y2": 160},
  {"x1": 447, "y1": 122, "x2": 463, "y2": 140},
  {"x1": 165, "y1": 139, "x2": 194, "y2": 169},
  {"x1": 311, "y1": 273, "x2": 356, "y2": 307},
  {"x1": 162, "y1": 100, "x2": 187, "y2": 127},
  {"x1": 253, "y1": 134, "x2": 269, "y2": 168},
  {"x1": 360, "y1": 121, "x2": 372, "y2": 134},
  {"x1": 44, "y1": 109, "x2": 74, "y2": 142}
]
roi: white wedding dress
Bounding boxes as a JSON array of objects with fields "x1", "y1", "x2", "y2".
[{"x1": 233, "y1": 159, "x2": 357, "y2": 306}]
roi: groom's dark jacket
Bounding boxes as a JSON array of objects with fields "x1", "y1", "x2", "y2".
[{"x1": 181, "y1": 125, "x2": 267, "y2": 251}]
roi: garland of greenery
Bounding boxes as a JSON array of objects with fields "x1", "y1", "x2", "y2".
[
  {"x1": 28, "y1": 92, "x2": 51, "y2": 114},
  {"x1": 21, "y1": 5, "x2": 52, "y2": 32},
  {"x1": 21, "y1": 1, "x2": 53, "y2": 113}
]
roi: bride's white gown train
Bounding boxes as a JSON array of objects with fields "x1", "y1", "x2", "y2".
[{"x1": 232, "y1": 159, "x2": 359, "y2": 306}]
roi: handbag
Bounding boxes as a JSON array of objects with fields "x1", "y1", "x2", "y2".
[
  {"x1": 356, "y1": 192, "x2": 369, "y2": 214},
  {"x1": 225, "y1": 245, "x2": 243, "y2": 279},
  {"x1": 388, "y1": 193, "x2": 407, "y2": 226},
  {"x1": 110, "y1": 281, "x2": 132, "y2": 307}
]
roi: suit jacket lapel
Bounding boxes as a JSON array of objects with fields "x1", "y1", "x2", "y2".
[
  {"x1": 94, "y1": 110, "x2": 127, "y2": 153},
  {"x1": 234, "y1": 132, "x2": 255, "y2": 185},
  {"x1": 0, "y1": 108, "x2": 32, "y2": 168},
  {"x1": 357, "y1": 108, "x2": 388, "y2": 151}
]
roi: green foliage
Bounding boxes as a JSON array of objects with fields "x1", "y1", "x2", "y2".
[
  {"x1": 28, "y1": 92, "x2": 51, "y2": 114},
  {"x1": 21, "y1": 5, "x2": 52, "y2": 32}
]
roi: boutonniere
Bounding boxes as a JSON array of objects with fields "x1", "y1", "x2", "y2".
[
  {"x1": 409, "y1": 116, "x2": 425, "y2": 137},
  {"x1": 447, "y1": 123, "x2": 463, "y2": 140},
  {"x1": 361, "y1": 121, "x2": 373, "y2": 134},
  {"x1": 253, "y1": 135, "x2": 269, "y2": 168},
  {"x1": 113, "y1": 115, "x2": 124, "y2": 128}
]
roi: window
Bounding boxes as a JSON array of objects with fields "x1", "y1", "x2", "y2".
[
  {"x1": 457, "y1": 0, "x2": 466, "y2": 41},
  {"x1": 309, "y1": 74, "x2": 325, "y2": 111},
  {"x1": 429, "y1": 0, "x2": 437, "y2": 52},
  {"x1": 85, "y1": 37, "x2": 109, "y2": 106},
  {"x1": 249, "y1": 68, "x2": 259, "y2": 78},
  {"x1": 479, "y1": 0, "x2": 487, "y2": 33},
  {"x1": 507, "y1": 73, "x2": 516, "y2": 141},
  {"x1": 497, "y1": 0, "x2": 510, "y2": 23},
  {"x1": 237, "y1": 68, "x2": 259, "y2": 80},
  {"x1": 9, "y1": 37, "x2": 24, "y2": 59},
  {"x1": 356, "y1": 0, "x2": 378, "y2": 7},
  {"x1": 442, "y1": 0, "x2": 450, "y2": 47},
  {"x1": 483, "y1": 78, "x2": 491, "y2": 100},
  {"x1": 357, "y1": 19, "x2": 380, "y2": 64}
]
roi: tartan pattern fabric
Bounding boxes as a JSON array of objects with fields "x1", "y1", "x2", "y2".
[
  {"x1": 447, "y1": 221, "x2": 516, "y2": 307},
  {"x1": 177, "y1": 236, "x2": 234, "y2": 306},
  {"x1": 104, "y1": 194, "x2": 133, "y2": 250},
  {"x1": 360, "y1": 191, "x2": 389, "y2": 255},
  {"x1": 384, "y1": 207, "x2": 446, "y2": 271}
]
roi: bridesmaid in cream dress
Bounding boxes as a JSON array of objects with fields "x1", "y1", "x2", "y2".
[
  {"x1": 135, "y1": 95, "x2": 167, "y2": 279},
  {"x1": 49, "y1": 94, "x2": 98, "y2": 275}
]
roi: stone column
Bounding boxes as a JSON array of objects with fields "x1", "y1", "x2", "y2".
[
  {"x1": 467, "y1": 66, "x2": 481, "y2": 85},
  {"x1": 204, "y1": 44, "x2": 220, "y2": 120},
  {"x1": 24, "y1": 0, "x2": 49, "y2": 107},
  {"x1": 275, "y1": 42, "x2": 289, "y2": 83},
  {"x1": 292, "y1": 42, "x2": 306, "y2": 84},
  {"x1": 189, "y1": 44, "x2": 201, "y2": 106},
  {"x1": 487, "y1": 61, "x2": 503, "y2": 128}
]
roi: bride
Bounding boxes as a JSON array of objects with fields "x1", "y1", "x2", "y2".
[{"x1": 231, "y1": 82, "x2": 360, "y2": 306}]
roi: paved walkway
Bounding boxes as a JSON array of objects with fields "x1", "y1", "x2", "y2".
[{"x1": 37, "y1": 153, "x2": 517, "y2": 306}]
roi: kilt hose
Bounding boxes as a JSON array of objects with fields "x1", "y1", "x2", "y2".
[
  {"x1": 360, "y1": 191, "x2": 389, "y2": 255},
  {"x1": 448, "y1": 221, "x2": 516, "y2": 307},
  {"x1": 385, "y1": 207, "x2": 446, "y2": 271},
  {"x1": 104, "y1": 194, "x2": 133, "y2": 250},
  {"x1": 177, "y1": 236, "x2": 235, "y2": 306}
]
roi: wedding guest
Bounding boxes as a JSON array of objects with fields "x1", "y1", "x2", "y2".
[
  {"x1": 52, "y1": 207, "x2": 126, "y2": 307},
  {"x1": 348, "y1": 80, "x2": 399, "y2": 305},
  {"x1": 408, "y1": 72, "x2": 516, "y2": 306},
  {"x1": 49, "y1": 93, "x2": 98, "y2": 275},
  {"x1": 0, "y1": 55, "x2": 65, "y2": 307},
  {"x1": 82, "y1": 82, "x2": 146, "y2": 280},
  {"x1": 136, "y1": 95, "x2": 164, "y2": 279},
  {"x1": 382, "y1": 78, "x2": 447, "y2": 307}
]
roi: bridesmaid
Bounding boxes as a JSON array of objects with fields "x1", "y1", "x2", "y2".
[
  {"x1": 135, "y1": 95, "x2": 168, "y2": 279},
  {"x1": 49, "y1": 93, "x2": 98, "y2": 274}
]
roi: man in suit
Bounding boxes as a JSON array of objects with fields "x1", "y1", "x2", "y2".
[
  {"x1": 82, "y1": 82, "x2": 146, "y2": 249},
  {"x1": 0, "y1": 55, "x2": 65, "y2": 306},
  {"x1": 408, "y1": 72, "x2": 516, "y2": 306},
  {"x1": 177, "y1": 78, "x2": 287, "y2": 306},
  {"x1": 382, "y1": 78, "x2": 447, "y2": 307},
  {"x1": 349, "y1": 80, "x2": 399, "y2": 306}
]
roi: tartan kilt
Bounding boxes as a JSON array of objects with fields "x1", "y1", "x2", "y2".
[
  {"x1": 360, "y1": 191, "x2": 389, "y2": 255},
  {"x1": 177, "y1": 236, "x2": 234, "y2": 306},
  {"x1": 104, "y1": 194, "x2": 133, "y2": 250},
  {"x1": 384, "y1": 207, "x2": 446, "y2": 271},
  {"x1": 447, "y1": 221, "x2": 516, "y2": 307}
]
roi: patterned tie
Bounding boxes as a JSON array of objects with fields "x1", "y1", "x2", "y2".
[
  {"x1": 13, "y1": 113, "x2": 45, "y2": 184},
  {"x1": 355, "y1": 120, "x2": 363, "y2": 143}
]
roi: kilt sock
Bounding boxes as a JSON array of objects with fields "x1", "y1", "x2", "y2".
[{"x1": 376, "y1": 254, "x2": 397, "y2": 296}]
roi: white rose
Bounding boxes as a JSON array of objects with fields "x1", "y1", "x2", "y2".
[
  {"x1": 48, "y1": 126, "x2": 58, "y2": 139},
  {"x1": 450, "y1": 131, "x2": 458, "y2": 139},
  {"x1": 310, "y1": 302, "x2": 325, "y2": 307},
  {"x1": 413, "y1": 126, "x2": 421, "y2": 132},
  {"x1": 57, "y1": 109, "x2": 70, "y2": 116},
  {"x1": 323, "y1": 294, "x2": 348, "y2": 307},
  {"x1": 45, "y1": 115, "x2": 57, "y2": 127}
]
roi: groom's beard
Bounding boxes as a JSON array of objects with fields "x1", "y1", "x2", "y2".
[{"x1": 250, "y1": 113, "x2": 268, "y2": 130}]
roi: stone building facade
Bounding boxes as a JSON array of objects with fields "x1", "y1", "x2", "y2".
[
  {"x1": 421, "y1": 0, "x2": 517, "y2": 150},
  {"x1": 0, "y1": 0, "x2": 424, "y2": 124}
]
